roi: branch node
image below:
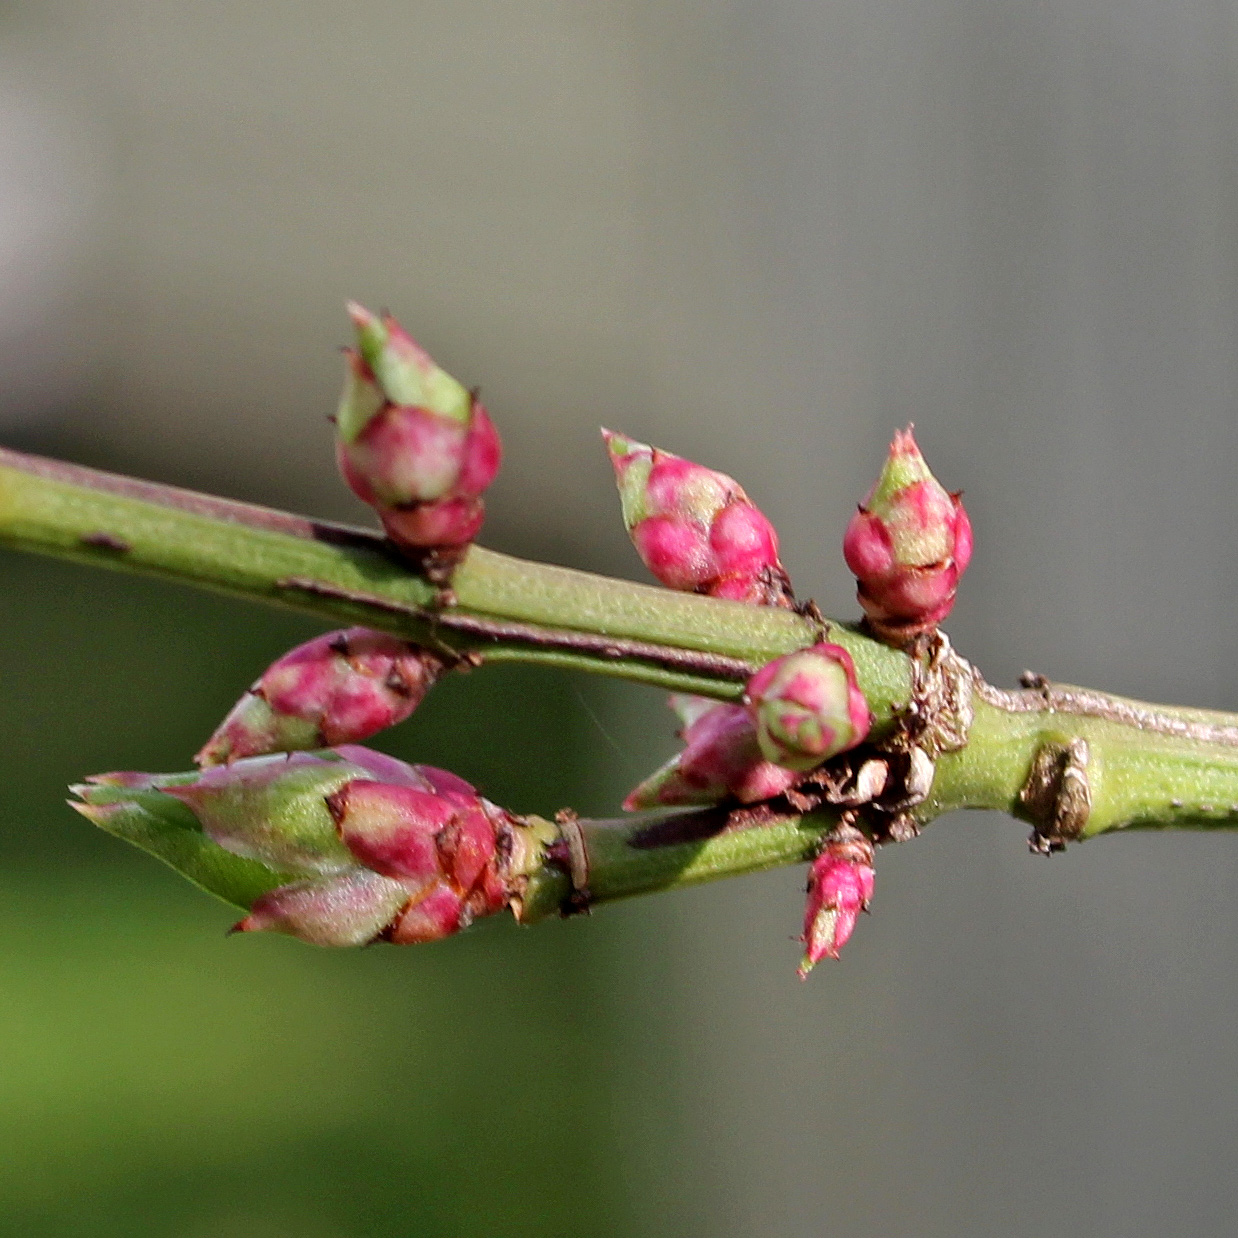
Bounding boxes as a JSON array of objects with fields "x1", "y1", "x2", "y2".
[
  {"x1": 1021, "y1": 737, "x2": 1092, "y2": 854},
  {"x1": 550, "y1": 809, "x2": 591, "y2": 915},
  {"x1": 906, "y1": 632, "x2": 974, "y2": 755}
]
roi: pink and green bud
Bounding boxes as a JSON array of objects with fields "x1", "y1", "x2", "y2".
[
  {"x1": 196, "y1": 628, "x2": 444, "y2": 767},
  {"x1": 843, "y1": 427, "x2": 972, "y2": 642},
  {"x1": 235, "y1": 869, "x2": 412, "y2": 948},
  {"x1": 336, "y1": 303, "x2": 502, "y2": 550},
  {"x1": 799, "y1": 824, "x2": 875, "y2": 978},
  {"x1": 745, "y1": 642, "x2": 870, "y2": 771},
  {"x1": 602, "y1": 430, "x2": 793, "y2": 607},
  {"x1": 75, "y1": 748, "x2": 545, "y2": 949},
  {"x1": 623, "y1": 695, "x2": 800, "y2": 810},
  {"x1": 160, "y1": 752, "x2": 367, "y2": 875}
]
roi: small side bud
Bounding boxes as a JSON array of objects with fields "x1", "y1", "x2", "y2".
[
  {"x1": 336, "y1": 303, "x2": 502, "y2": 552},
  {"x1": 624, "y1": 698, "x2": 799, "y2": 809},
  {"x1": 602, "y1": 430, "x2": 793, "y2": 607},
  {"x1": 799, "y1": 823, "x2": 875, "y2": 978},
  {"x1": 745, "y1": 642, "x2": 870, "y2": 771},
  {"x1": 196, "y1": 628, "x2": 444, "y2": 766},
  {"x1": 843, "y1": 427, "x2": 972, "y2": 643}
]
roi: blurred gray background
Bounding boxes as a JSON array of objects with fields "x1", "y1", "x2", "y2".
[{"x1": 2, "y1": 1, "x2": 1237, "y2": 1235}]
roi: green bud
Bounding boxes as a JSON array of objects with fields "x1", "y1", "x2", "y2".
[
  {"x1": 346, "y1": 301, "x2": 472, "y2": 425},
  {"x1": 159, "y1": 753, "x2": 368, "y2": 876},
  {"x1": 69, "y1": 781, "x2": 290, "y2": 911}
]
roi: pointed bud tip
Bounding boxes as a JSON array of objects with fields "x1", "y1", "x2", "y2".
[
  {"x1": 229, "y1": 914, "x2": 265, "y2": 936},
  {"x1": 345, "y1": 300, "x2": 378, "y2": 331},
  {"x1": 82, "y1": 770, "x2": 160, "y2": 788},
  {"x1": 890, "y1": 424, "x2": 919, "y2": 455},
  {"x1": 871, "y1": 425, "x2": 935, "y2": 494},
  {"x1": 600, "y1": 427, "x2": 649, "y2": 462},
  {"x1": 67, "y1": 798, "x2": 120, "y2": 826},
  {"x1": 796, "y1": 944, "x2": 840, "y2": 979}
]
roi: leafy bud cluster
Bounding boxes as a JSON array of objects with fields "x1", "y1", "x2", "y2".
[{"x1": 73, "y1": 747, "x2": 540, "y2": 948}]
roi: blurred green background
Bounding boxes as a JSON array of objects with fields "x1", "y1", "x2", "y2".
[
  {"x1": 0, "y1": 560, "x2": 630, "y2": 1237},
  {"x1": 3, "y1": 2, "x2": 1238, "y2": 1235}
]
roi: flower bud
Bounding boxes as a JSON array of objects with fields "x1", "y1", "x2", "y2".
[
  {"x1": 336, "y1": 303, "x2": 502, "y2": 550},
  {"x1": 843, "y1": 427, "x2": 972, "y2": 642},
  {"x1": 73, "y1": 748, "x2": 544, "y2": 949},
  {"x1": 623, "y1": 695, "x2": 799, "y2": 810},
  {"x1": 799, "y1": 823, "x2": 875, "y2": 977},
  {"x1": 745, "y1": 642, "x2": 870, "y2": 771},
  {"x1": 196, "y1": 628, "x2": 444, "y2": 766},
  {"x1": 603, "y1": 430, "x2": 793, "y2": 607}
]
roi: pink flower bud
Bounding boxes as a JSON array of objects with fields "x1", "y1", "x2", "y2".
[
  {"x1": 603, "y1": 430, "x2": 793, "y2": 607},
  {"x1": 799, "y1": 824, "x2": 875, "y2": 977},
  {"x1": 196, "y1": 628, "x2": 445, "y2": 767},
  {"x1": 843, "y1": 427, "x2": 972, "y2": 642},
  {"x1": 327, "y1": 781, "x2": 453, "y2": 886},
  {"x1": 623, "y1": 695, "x2": 799, "y2": 810},
  {"x1": 745, "y1": 642, "x2": 870, "y2": 771},
  {"x1": 326, "y1": 772, "x2": 512, "y2": 936},
  {"x1": 336, "y1": 303, "x2": 502, "y2": 551}
]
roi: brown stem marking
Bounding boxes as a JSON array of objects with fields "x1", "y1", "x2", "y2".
[
  {"x1": 975, "y1": 671, "x2": 1238, "y2": 748},
  {"x1": 274, "y1": 578, "x2": 757, "y2": 681},
  {"x1": 1019, "y1": 736, "x2": 1093, "y2": 853}
]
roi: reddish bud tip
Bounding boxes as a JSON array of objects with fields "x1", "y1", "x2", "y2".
[
  {"x1": 745, "y1": 643, "x2": 871, "y2": 771},
  {"x1": 798, "y1": 825, "x2": 875, "y2": 977},
  {"x1": 603, "y1": 429, "x2": 793, "y2": 607},
  {"x1": 843, "y1": 427, "x2": 971, "y2": 642}
]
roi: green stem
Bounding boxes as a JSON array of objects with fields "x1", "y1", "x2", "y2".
[
  {"x1": 927, "y1": 684, "x2": 1238, "y2": 838},
  {"x1": 517, "y1": 807, "x2": 834, "y2": 924},
  {"x1": 8, "y1": 445, "x2": 1238, "y2": 931},
  {"x1": 0, "y1": 447, "x2": 910, "y2": 716}
]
